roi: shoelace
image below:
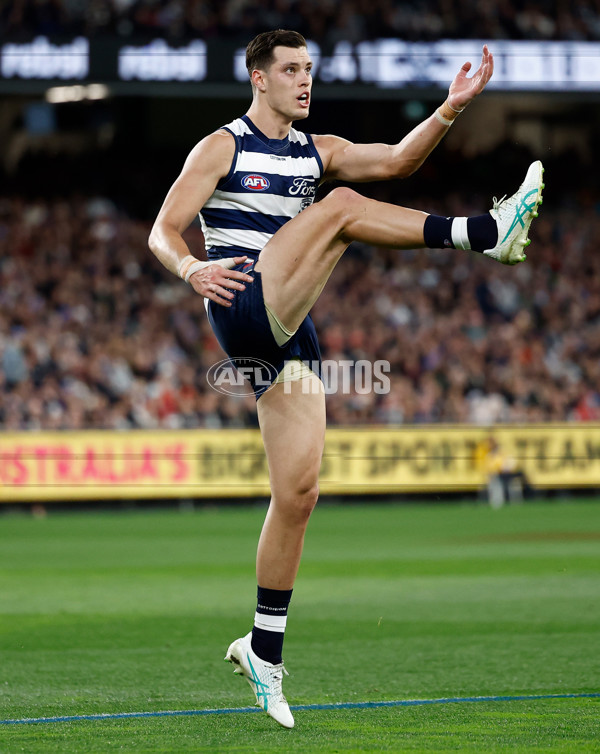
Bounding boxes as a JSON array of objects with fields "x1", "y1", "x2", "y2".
[
  {"x1": 492, "y1": 194, "x2": 507, "y2": 210},
  {"x1": 270, "y1": 665, "x2": 289, "y2": 701},
  {"x1": 271, "y1": 665, "x2": 289, "y2": 681}
]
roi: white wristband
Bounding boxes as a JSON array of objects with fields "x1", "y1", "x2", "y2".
[
  {"x1": 435, "y1": 99, "x2": 465, "y2": 127},
  {"x1": 184, "y1": 261, "x2": 206, "y2": 283},
  {"x1": 446, "y1": 100, "x2": 464, "y2": 114},
  {"x1": 434, "y1": 109, "x2": 453, "y2": 127},
  {"x1": 177, "y1": 255, "x2": 206, "y2": 283}
]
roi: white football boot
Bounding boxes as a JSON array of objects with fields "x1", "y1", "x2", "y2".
[
  {"x1": 225, "y1": 632, "x2": 294, "y2": 728},
  {"x1": 483, "y1": 160, "x2": 545, "y2": 265}
]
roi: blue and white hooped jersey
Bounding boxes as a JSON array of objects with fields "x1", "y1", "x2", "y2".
[{"x1": 201, "y1": 115, "x2": 324, "y2": 261}]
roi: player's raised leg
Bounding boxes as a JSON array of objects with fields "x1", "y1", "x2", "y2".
[
  {"x1": 255, "y1": 187, "x2": 426, "y2": 333},
  {"x1": 225, "y1": 375, "x2": 325, "y2": 728},
  {"x1": 256, "y1": 161, "x2": 544, "y2": 334}
]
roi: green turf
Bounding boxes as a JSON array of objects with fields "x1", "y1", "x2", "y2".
[{"x1": 1, "y1": 500, "x2": 600, "y2": 752}]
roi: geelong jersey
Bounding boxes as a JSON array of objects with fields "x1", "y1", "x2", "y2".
[{"x1": 201, "y1": 114, "x2": 323, "y2": 261}]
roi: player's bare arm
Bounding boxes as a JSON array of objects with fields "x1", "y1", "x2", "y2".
[
  {"x1": 316, "y1": 45, "x2": 494, "y2": 183},
  {"x1": 148, "y1": 130, "x2": 254, "y2": 306}
]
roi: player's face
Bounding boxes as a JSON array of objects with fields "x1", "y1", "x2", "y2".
[{"x1": 262, "y1": 46, "x2": 313, "y2": 121}]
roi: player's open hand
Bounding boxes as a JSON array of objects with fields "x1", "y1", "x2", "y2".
[
  {"x1": 447, "y1": 44, "x2": 494, "y2": 111},
  {"x1": 189, "y1": 256, "x2": 253, "y2": 306}
]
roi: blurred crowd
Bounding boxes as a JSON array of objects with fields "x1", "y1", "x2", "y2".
[
  {"x1": 1, "y1": 167, "x2": 599, "y2": 431},
  {"x1": 2, "y1": 0, "x2": 600, "y2": 43}
]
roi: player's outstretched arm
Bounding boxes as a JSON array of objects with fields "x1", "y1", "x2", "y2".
[
  {"x1": 318, "y1": 45, "x2": 494, "y2": 184},
  {"x1": 148, "y1": 131, "x2": 254, "y2": 307}
]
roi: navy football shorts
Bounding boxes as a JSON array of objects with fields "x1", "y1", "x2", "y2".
[{"x1": 206, "y1": 261, "x2": 322, "y2": 400}]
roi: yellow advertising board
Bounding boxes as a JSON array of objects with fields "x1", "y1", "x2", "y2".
[{"x1": 0, "y1": 424, "x2": 599, "y2": 502}]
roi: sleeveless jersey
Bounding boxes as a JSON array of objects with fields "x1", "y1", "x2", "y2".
[{"x1": 201, "y1": 114, "x2": 324, "y2": 261}]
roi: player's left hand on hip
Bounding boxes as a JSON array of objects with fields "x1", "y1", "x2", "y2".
[{"x1": 189, "y1": 256, "x2": 254, "y2": 307}]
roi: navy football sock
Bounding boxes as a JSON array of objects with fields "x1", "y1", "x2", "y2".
[
  {"x1": 423, "y1": 214, "x2": 454, "y2": 249},
  {"x1": 423, "y1": 214, "x2": 497, "y2": 252},
  {"x1": 251, "y1": 586, "x2": 293, "y2": 665},
  {"x1": 467, "y1": 214, "x2": 498, "y2": 251}
]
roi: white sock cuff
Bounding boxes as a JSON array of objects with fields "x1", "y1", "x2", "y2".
[
  {"x1": 451, "y1": 217, "x2": 471, "y2": 251},
  {"x1": 254, "y1": 611, "x2": 287, "y2": 633}
]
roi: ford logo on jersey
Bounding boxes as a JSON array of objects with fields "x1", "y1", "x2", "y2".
[{"x1": 242, "y1": 174, "x2": 270, "y2": 191}]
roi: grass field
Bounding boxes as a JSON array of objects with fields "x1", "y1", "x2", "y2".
[{"x1": 1, "y1": 499, "x2": 599, "y2": 752}]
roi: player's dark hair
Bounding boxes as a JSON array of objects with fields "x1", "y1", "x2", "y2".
[{"x1": 246, "y1": 30, "x2": 307, "y2": 76}]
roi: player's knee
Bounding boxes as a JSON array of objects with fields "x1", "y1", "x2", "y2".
[
  {"x1": 323, "y1": 187, "x2": 363, "y2": 235},
  {"x1": 324, "y1": 186, "x2": 361, "y2": 214},
  {"x1": 277, "y1": 481, "x2": 319, "y2": 525},
  {"x1": 297, "y1": 481, "x2": 319, "y2": 520}
]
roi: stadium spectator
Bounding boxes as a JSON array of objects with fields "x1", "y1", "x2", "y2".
[
  {"x1": 2, "y1": 0, "x2": 600, "y2": 42},
  {"x1": 1, "y1": 166, "x2": 600, "y2": 431}
]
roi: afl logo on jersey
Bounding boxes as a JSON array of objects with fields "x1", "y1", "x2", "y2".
[{"x1": 242, "y1": 174, "x2": 270, "y2": 191}]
